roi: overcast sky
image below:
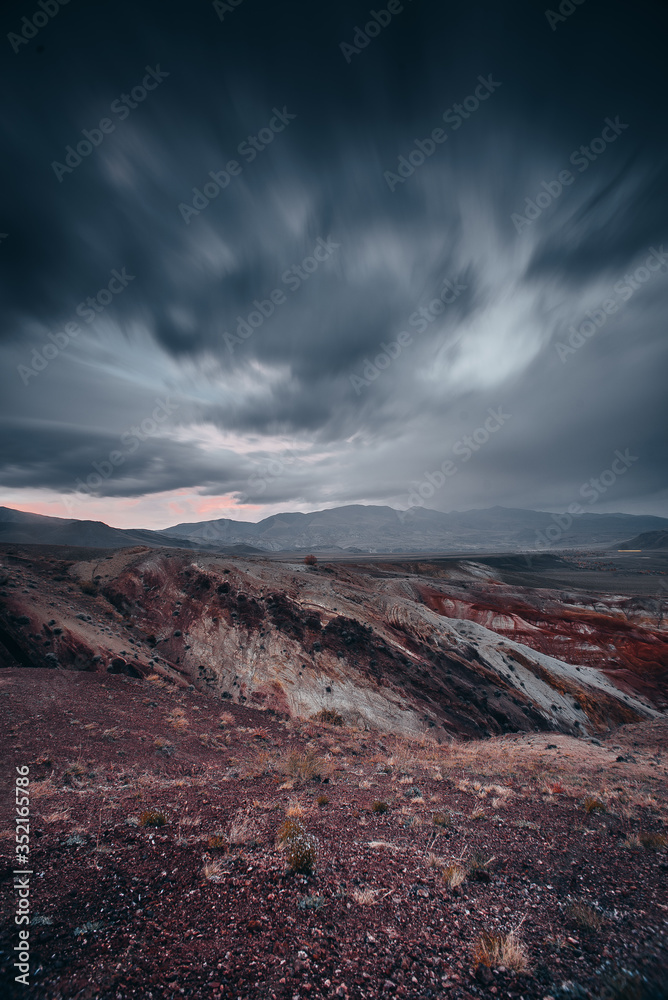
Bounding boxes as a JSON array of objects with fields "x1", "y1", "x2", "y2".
[{"x1": 1, "y1": 0, "x2": 667, "y2": 528}]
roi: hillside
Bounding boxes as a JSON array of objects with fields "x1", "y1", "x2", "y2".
[{"x1": 618, "y1": 530, "x2": 668, "y2": 551}]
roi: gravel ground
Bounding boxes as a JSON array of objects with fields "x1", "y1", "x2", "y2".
[{"x1": 1, "y1": 669, "x2": 667, "y2": 1000}]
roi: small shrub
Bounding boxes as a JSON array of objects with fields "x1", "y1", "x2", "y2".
[
  {"x1": 314, "y1": 708, "x2": 344, "y2": 726},
  {"x1": 583, "y1": 795, "x2": 605, "y2": 814},
  {"x1": 79, "y1": 581, "x2": 98, "y2": 596},
  {"x1": 474, "y1": 929, "x2": 529, "y2": 973},
  {"x1": 139, "y1": 810, "x2": 166, "y2": 828},
  {"x1": 278, "y1": 817, "x2": 317, "y2": 874},
  {"x1": 566, "y1": 900, "x2": 602, "y2": 932},
  {"x1": 304, "y1": 554, "x2": 318, "y2": 567},
  {"x1": 372, "y1": 800, "x2": 389, "y2": 814},
  {"x1": 316, "y1": 794, "x2": 330, "y2": 807},
  {"x1": 285, "y1": 832, "x2": 317, "y2": 873},
  {"x1": 277, "y1": 818, "x2": 304, "y2": 844}
]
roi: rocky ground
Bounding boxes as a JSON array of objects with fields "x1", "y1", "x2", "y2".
[
  {"x1": 1, "y1": 668, "x2": 667, "y2": 1000},
  {"x1": 1, "y1": 544, "x2": 667, "y2": 999}
]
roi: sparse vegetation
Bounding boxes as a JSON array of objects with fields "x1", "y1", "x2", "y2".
[
  {"x1": 304, "y1": 554, "x2": 318, "y2": 567},
  {"x1": 138, "y1": 810, "x2": 166, "y2": 828},
  {"x1": 316, "y1": 794, "x2": 330, "y2": 807},
  {"x1": 583, "y1": 795, "x2": 606, "y2": 813},
  {"x1": 372, "y1": 800, "x2": 389, "y2": 814},
  {"x1": 79, "y1": 581, "x2": 98, "y2": 596}
]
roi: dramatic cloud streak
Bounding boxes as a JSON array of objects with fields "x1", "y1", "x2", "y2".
[{"x1": 1, "y1": 0, "x2": 667, "y2": 527}]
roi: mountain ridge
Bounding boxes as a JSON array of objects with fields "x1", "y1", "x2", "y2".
[{"x1": 2, "y1": 503, "x2": 668, "y2": 553}]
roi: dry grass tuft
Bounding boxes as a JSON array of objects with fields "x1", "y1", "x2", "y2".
[
  {"x1": 566, "y1": 900, "x2": 602, "y2": 931},
  {"x1": 372, "y1": 800, "x2": 389, "y2": 814},
  {"x1": 286, "y1": 750, "x2": 326, "y2": 782},
  {"x1": 442, "y1": 863, "x2": 466, "y2": 889},
  {"x1": 43, "y1": 809, "x2": 70, "y2": 824},
  {"x1": 167, "y1": 707, "x2": 188, "y2": 731},
  {"x1": 147, "y1": 674, "x2": 168, "y2": 688},
  {"x1": 351, "y1": 888, "x2": 379, "y2": 905},
  {"x1": 313, "y1": 708, "x2": 344, "y2": 726},
  {"x1": 583, "y1": 795, "x2": 606, "y2": 814},
  {"x1": 138, "y1": 810, "x2": 166, "y2": 828},
  {"x1": 432, "y1": 811, "x2": 452, "y2": 827},
  {"x1": 202, "y1": 858, "x2": 226, "y2": 882},
  {"x1": 638, "y1": 831, "x2": 668, "y2": 850},
  {"x1": 207, "y1": 834, "x2": 228, "y2": 851},
  {"x1": 473, "y1": 928, "x2": 530, "y2": 972},
  {"x1": 227, "y1": 809, "x2": 259, "y2": 846},
  {"x1": 31, "y1": 777, "x2": 56, "y2": 799}
]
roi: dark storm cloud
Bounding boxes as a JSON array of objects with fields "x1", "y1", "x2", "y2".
[{"x1": 0, "y1": 0, "x2": 667, "y2": 519}]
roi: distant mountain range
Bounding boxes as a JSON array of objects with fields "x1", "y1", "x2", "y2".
[
  {"x1": 1, "y1": 503, "x2": 667, "y2": 554},
  {"x1": 0, "y1": 507, "x2": 259, "y2": 554}
]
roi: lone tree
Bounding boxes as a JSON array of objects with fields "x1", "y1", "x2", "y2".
[{"x1": 304, "y1": 554, "x2": 318, "y2": 567}]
